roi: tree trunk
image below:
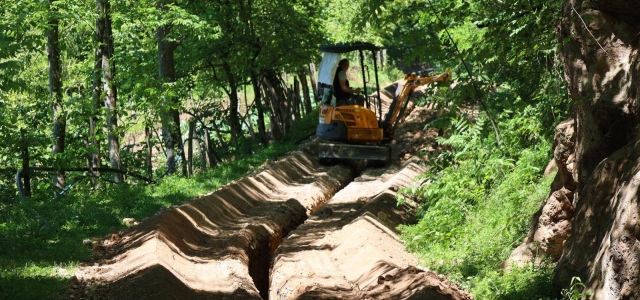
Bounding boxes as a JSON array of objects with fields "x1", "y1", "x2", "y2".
[
  {"x1": 298, "y1": 69, "x2": 312, "y2": 114},
  {"x1": 552, "y1": 1, "x2": 640, "y2": 297},
  {"x1": 204, "y1": 129, "x2": 216, "y2": 167},
  {"x1": 262, "y1": 85, "x2": 280, "y2": 140},
  {"x1": 251, "y1": 73, "x2": 268, "y2": 144},
  {"x1": 145, "y1": 125, "x2": 153, "y2": 179},
  {"x1": 242, "y1": 90, "x2": 257, "y2": 145},
  {"x1": 308, "y1": 63, "x2": 318, "y2": 102},
  {"x1": 89, "y1": 8, "x2": 103, "y2": 186},
  {"x1": 293, "y1": 78, "x2": 301, "y2": 122},
  {"x1": 195, "y1": 129, "x2": 207, "y2": 170},
  {"x1": 21, "y1": 130, "x2": 31, "y2": 197},
  {"x1": 210, "y1": 119, "x2": 227, "y2": 151},
  {"x1": 188, "y1": 119, "x2": 194, "y2": 176},
  {"x1": 99, "y1": 0, "x2": 122, "y2": 182},
  {"x1": 222, "y1": 62, "x2": 242, "y2": 150},
  {"x1": 156, "y1": 5, "x2": 185, "y2": 175},
  {"x1": 48, "y1": 0, "x2": 65, "y2": 189},
  {"x1": 261, "y1": 70, "x2": 286, "y2": 140}
]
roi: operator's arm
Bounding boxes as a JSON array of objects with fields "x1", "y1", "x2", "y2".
[{"x1": 339, "y1": 71, "x2": 361, "y2": 95}]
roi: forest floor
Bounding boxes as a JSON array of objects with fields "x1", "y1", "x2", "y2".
[{"x1": 67, "y1": 82, "x2": 473, "y2": 299}]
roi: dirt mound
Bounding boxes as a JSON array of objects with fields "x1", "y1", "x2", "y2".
[
  {"x1": 270, "y1": 160, "x2": 471, "y2": 300},
  {"x1": 361, "y1": 264, "x2": 472, "y2": 300},
  {"x1": 70, "y1": 151, "x2": 353, "y2": 299}
]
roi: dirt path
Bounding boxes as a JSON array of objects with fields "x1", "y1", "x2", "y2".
[{"x1": 69, "y1": 82, "x2": 472, "y2": 299}]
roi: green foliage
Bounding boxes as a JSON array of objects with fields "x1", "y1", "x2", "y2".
[
  {"x1": 561, "y1": 277, "x2": 592, "y2": 300},
  {"x1": 0, "y1": 109, "x2": 318, "y2": 299},
  {"x1": 399, "y1": 102, "x2": 560, "y2": 298},
  {"x1": 472, "y1": 264, "x2": 555, "y2": 299}
]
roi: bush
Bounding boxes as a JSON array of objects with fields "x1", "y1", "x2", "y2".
[{"x1": 399, "y1": 105, "x2": 557, "y2": 299}]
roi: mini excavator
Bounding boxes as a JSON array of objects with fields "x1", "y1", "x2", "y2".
[{"x1": 315, "y1": 42, "x2": 452, "y2": 165}]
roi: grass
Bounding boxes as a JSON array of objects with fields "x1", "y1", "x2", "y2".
[
  {"x1": 398, "y1": 108, "x2": 561, "y2": 299},
  {"x1": 0, "y1": 108, "x2": 319, "y2": 300}
]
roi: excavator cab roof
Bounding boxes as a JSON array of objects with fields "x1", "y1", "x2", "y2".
[
  {"x1": 318, "y1": 42, "x2": 381, "y2": 53},
  {"x1": 316, "y1": 42, "x2": 383, "y2": 117}
]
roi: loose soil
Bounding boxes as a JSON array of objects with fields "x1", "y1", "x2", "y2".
[{"x1": 69, "y1": 81, "x2": 472, "y2": 299}]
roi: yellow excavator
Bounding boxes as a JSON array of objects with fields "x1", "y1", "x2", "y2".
[{"x1": 315, "y1": 42, "x2": 452, "y2": 165}]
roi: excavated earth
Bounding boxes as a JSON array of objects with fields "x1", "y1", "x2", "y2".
[{"x1": 69, "y1": 82, "x2": 472, "y2": 300}]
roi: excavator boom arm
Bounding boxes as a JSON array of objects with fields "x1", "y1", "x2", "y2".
[{"x1": 386, "y1": 69, "x2": 452, "y2": 133}]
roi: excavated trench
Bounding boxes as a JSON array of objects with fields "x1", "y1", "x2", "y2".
[
  {"x1": 70, "y1": 84, "x2": 472, "y2": 300},
  {"x1": 70, "y1": 148, "x2": 361, "y2": 299},
  {"x1": 242, "y1": 160, "x2": 364, "y2": 300}
]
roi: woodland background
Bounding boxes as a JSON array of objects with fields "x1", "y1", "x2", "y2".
[{"x1": 1, "y1": 0, "x2": 575, "y2": 298}]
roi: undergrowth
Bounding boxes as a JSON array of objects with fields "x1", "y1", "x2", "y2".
[
  {"x1": 0, "y1": 109, "x2": 318, "y2": 299},
  {"x1": 399, "y1": 105, "x2": 561, "y2": 299}
]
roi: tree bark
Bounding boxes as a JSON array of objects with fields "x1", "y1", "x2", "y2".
[
  {"x1": 188, "y1": 119, "x2": 194, "y2": 176},
  {"x1": 222, "y1": 62, "x2": 242, "y2": 150},
  {"x1": 242, "y1": 89, "x2": 257, "y2": 145},
  {"x1": 298, "y1": 69, "x2": 312, "y2": 114},
  {"x1": 308, "y1": 63, "x2": 318, "y2": 102},
  {"x1": 21, "y1": 130, "x2": 31, "y2": 197},
  {"x1": 145, "y1": 125, "x2": 153, "y2": 179},
  {"x1": 89, "y1": 6, "x2": 103, "y2": 185},
  {"x1": 293, "y1": 77, "x2": 301, "y2": 122},
  {"x1": 157, "y1": 3, "x2": 186, "y2": 175},
  {"x1": 99, "y1": 0, "x2": 122, "y2": 182},
  {"x1": 204, "y1": 129, "x2": 216, "y2": 167},
  {"x1": 281, "y1": 72, "x2": 291, "y2": 135},
  {"x1": 552, "y1": 1, "x2": 640, "y2": 297},
  {"x1": 48, "y1": 0, "x2": 66, "y2": 189},
  {"x1": 251, "y1": 73, "x2": 268, "y2": 144},
  {"x1": 261, "y1": 70, "x2": 286, "y2": 140},
  {"x1": 195, "y1": 128, "x2": 207, "y2": 170}
]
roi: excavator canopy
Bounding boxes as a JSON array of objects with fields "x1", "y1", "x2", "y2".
[{"x1": 318, "y1": 42, "x2": 381, "y2": 53}]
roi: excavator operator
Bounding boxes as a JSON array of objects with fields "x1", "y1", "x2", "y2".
[{"x1": 333, "y1": 59, "x2": 365, "y2": 106}]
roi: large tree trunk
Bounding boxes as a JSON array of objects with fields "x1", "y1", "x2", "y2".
[
  {"x1": 156, "y1": 5, "x2": 186, "y2": 175},
  {"x1": 48, "y1": 0, "x2": 65, "y2": 189},
  {"x1": 99, "y1": 0, "x2": 122, "y2": 182},
  {"x1": 552, "y1": 1, "x2": 640, "y2": 298},
  {"x1": 251, "y1": 73, "x2": 268, "y2": 144}
]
